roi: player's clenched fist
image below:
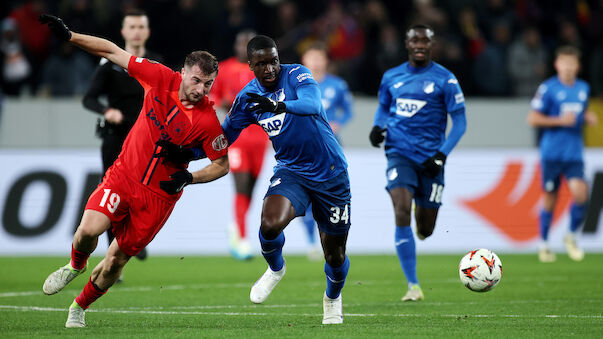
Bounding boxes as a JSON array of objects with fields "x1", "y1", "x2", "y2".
[
  {"x1": 421, "y1": 151, "x2": 446, "y2": 178},
  {"x1": 369, "y1": 125, "x2": 386, "y2": 147},
  {"x1": 246, "y1": 93, "x2": 286, "y2": 114},
  {"x1": 38, "y1": 14, "x2": 72, "y2": 41},
  {"x1": 160, "y1": 170, "x2": 193, "y2": 194},
  {"x1": 154, "y1": 140, "x2": 195, "y2": 164}
]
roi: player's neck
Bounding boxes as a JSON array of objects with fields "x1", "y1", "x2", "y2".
[
  {"x1": 125, "y1": 44, "x2": 146, "y2": 58},
  {"x1": 557, "y1": 75, "x2": 576, "y2": 87}
]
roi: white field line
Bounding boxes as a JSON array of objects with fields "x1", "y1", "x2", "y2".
[
  {"x1": 0, "y1": 305, "x2": 602, "y2": 319},
  {"x1": 0, "y1": 276, "x2": 573, "y2": 298}
]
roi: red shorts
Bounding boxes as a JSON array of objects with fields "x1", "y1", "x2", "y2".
[
  {"x1": 85, "y1": 167, "x2": 176, "y2": 256},
  {"x1": 229, "y1": 124, "x2": 268, "y2": 177}
]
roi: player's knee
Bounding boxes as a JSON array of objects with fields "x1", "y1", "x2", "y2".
[
  {"x1": 75, "y1": 224, "x2": 101, "y2": 241},
  {"x1": 260, "y1": 216, "x2": 287, "y2": 238},
  {"x1": 394, "y1": 207, "x2": 411, "y2": 226},
  {"x1": 416, "y1": 223, "x2": 434, "y2": 239},
  {"x1": 324, "y1": 251, "x2": 345, "y2": 267}
]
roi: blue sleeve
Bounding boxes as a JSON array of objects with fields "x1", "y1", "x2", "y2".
[
  {"x1": 439, "y1": 108, "x2": 467, "y2": 155},
  {"x1": 336, "y1": 80, "x2": 354, "y2": 125},
  {"x1": 222, "y1": 94, "x2": 254, "y2": 144},
  {"x1": 443, "y1": 75, "x2": 465, "y2": 114},
  {"x1": 190, "y1": 147, "x2": 207, "y2": 160},
  {"x1": 283, "y1": 84, "x2": 322, "y2": 116},
  {"x1": 374, "y1": 75, "x2": 392, "y2": 128},
  {"x1": 530, "y1": 83, "x2": 551, "y2": 114}
]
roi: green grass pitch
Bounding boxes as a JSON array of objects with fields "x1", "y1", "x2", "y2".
[{"x1": 1, "y1": 253, "x2": 602, "y2": 338}]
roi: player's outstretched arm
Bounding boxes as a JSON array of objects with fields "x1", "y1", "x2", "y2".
[
  {"x1": 39, "y1": 14, "x2": 131, "y2": 70},
  {"x1": 527, "y1": 110, "x2": 576, "y2": 127},
  {"x1": 191, "y1": 155, "x2": 229, "y2": 183}
]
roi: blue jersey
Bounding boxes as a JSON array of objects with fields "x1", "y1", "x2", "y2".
[
  {"x1": 375, "y1": 62, "x2": 465, "y2": 164},
  {"x1": 223, "y1": 64, "x2": 347, "y2": 181},
  {"x1": 319, "y1": 74, "x2": 353, "y2": 128},
  {"x1": 530, "y1": 76, "x2": 590, "y2": 161}
]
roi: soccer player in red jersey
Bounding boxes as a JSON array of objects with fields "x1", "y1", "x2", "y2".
[
  {"x1": 38, "y1": 14, "x2": 229, "y2": 328},
  {"x1": 211, "y1": 30, "x2": 269, "y2": 260}
]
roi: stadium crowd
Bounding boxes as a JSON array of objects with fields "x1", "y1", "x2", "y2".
[{"x1": 1, "y1": 0, "x2": 603, "y2": 98}]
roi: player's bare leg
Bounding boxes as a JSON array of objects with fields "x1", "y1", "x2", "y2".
[
  {"x1": 250, "y1": 195, "x2": 295, "y2": 303},
  {"x1": 66, "y1": 239, "x2": 131, "y2": 328},
  {"x1": 414, "y1": 206, "x2": 439, "y2": 240},
  {"x1": 565, "y1": 178, "x2": 588, "y2": 261},
  {"x1": 43, "y1": 210, "x2": 111, "y2": 295},
  {"x1": 539, "y1": 191, "x2": 558, "y2": 262},
  {"x1": 320, "y1": 232, "x2": 348, "y2": 324},
  {"x1": 389, "y1": 187, "x2": 423, "y2": 301}
]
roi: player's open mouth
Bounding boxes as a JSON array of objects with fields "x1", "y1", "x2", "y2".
[
  {"x1": 264, "y1": 74, "x2": 276, "y2": 83},
  {"x1": 414, "y1": 51, "x2": 426, "y2": 58}
]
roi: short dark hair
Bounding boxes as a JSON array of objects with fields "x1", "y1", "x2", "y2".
[
  {"x1": 247, "y1": 35, "x2": 277, "y2": 60},
  {"x1": 555, "y1": 45, "x2": 581, "y2": 59},
  {"x1": 303, "y1": 41, "x2": 328, "y2": 55},
  {"x1": 184, "y1": 51, "x2": 219, "y2": 75},
  {"x1": 122, "y1": 9, "x2": 148, "y2": 27}
]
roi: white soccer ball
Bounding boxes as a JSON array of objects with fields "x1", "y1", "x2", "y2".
[{"x1": 458, "y1": 248, "x2": 503, "y2": 292}]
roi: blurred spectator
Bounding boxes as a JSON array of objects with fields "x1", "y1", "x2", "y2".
[
  {"x1": 212, "y1": 0, "x2": 257, "y2": 60},
  {"x1": 272, "y1": 0, "x2": 305, "y2": 63},
  {"x1": 0, "y1": 17, "x2": 31, "y2": 96},
  {"x1": 411, "y1": 0, "x2": 448, "y2": 32},
  {"x1": 589, "y1": 40, "x2": 603, "y2": 97},
  {"x1": 9, "y1": 0, "x2": 51, "y2": 93},
  {"x1": 59, "y1": 0, "x2": 101, "y2": 36},
  {"x1": 557, "y1": 19, "x2": 582, "y2": 50},
  {"x1": 508, "y1": 26, "x2": 548, "y2": 96},
  {"x1": 39, "y1": 42, "x2": 94, "y2": 97},
  {"x1": 473, "y1": 20, "x2": 511, "y2": 96},
  {"x1": 477, "y1": 0, "x2": 516, "y2": 41},
  {"x1": 456, "y1": 7, "x2": 486, "y2": 59}
]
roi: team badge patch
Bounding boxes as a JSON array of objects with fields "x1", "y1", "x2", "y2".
[{"x1": 212, "y1": 134, "x2": 228, "y2": 151}]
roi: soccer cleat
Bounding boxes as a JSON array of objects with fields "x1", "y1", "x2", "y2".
[
  {"x1": 65, "y1": 300, "x2": 85, "y2": 328},
  {"x1": 250, "y1": 262, "x2": 286, "y2": 304},
  {"x1": 43, "y1": 263, "x2": 87, "y2": 295},
  {"x1": 232, "y1": 238, "x2": 253, "y2": 261},
  {"x1": 401, "y1": 285, "x2": 424, "y2": 301},
  {"x1": 135, "y1": 248, "x2": 148, "y2": 260},
  {"x1": 322, "y1": 292, "x2": 343, "y2": 324},
  {"x1": 538, "y1": 247, "x2": 556, "y2": 263},
  {"x1": 564, "y1": 234, "x2": 585, "y2": 262}
]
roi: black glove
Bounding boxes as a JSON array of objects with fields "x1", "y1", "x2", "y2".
[
  {"x1": 369, "y1": 125, "x2": 386, "y2": 147},
  {"x1": 245, "y1": 93, "x2": 286, "y2": 114},
  {"x1": 154, "y1": 140, "x2": 195, "y2": 164},
  {"x1": 39, "y1": 14, "x2": 71, "y2": 41},
  {"x1": 160, "y1": 170, "x2": 193, "y2": 195},
  {"x1": 422, "y1": 151, "x2": 447, "y2": 177}
]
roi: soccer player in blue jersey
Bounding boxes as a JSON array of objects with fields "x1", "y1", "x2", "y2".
[
  {"x1": 300, "y1": 42, "x2": 354, "y2": 260},
  {"x1": 369, "y1": 24, "x2": 467, "y2": 301},
  {"x1": 528, "y1": 45, "x2": 598, "y2": 263},
  {"x1": 223, "y1": 35, "x2": 351, "y2": 324}
]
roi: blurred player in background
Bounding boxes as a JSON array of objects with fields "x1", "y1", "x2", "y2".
[
  {"x1": 369, "y1": 24, "x2": 467, "y2": 301},
  {"x1": 210, "y1": 30, "x2": 269, "y2": 260},
  {"x1": 528, "y1": 45, "x2": 598, "y2": 263},
  {"x1": 39, "y1": 14, "x2": 229, "y2": 328},
  {"x1": 300, "y1": 42, "x2": 354, "y2": 260},
  {"x1": 83, "y1": 9, "x2": 163, "y2": 264},
  {"x1": 222, "y1": 35, "x2": 352, "y2": 324}
]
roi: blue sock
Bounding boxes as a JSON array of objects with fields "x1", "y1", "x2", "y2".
[
  {"x1": 303, "y1": 206, "x2": 316, "y2": 245},
  {"x1": 395, "y1": 226, "x2": 418, "y2": 286},
  {"x1": 324, "y1": 256, "x2": 350, "y2": 299},
  {"x1": 259, "y1": 229, "x2": 285, "y2": 271},
  {"x1": 539, "y1": 210, "x2": 553, "y2": 241},
  {"x1": 570, "y1": 203, "x2": 586, "y2": 233}
]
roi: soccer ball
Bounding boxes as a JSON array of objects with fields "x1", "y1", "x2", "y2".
[{"x1": 458, "y1": 249, "x2": 503, "y2": 292}]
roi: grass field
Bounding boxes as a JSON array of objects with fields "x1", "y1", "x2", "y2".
[{"x1": 1, "y1": 253, "x2": 602, "y2": 338}]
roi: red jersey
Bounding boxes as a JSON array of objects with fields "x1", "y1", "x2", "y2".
[
  {"x1": 211, "y1": 57, "x2": 268, "y2": 146},
  {"x1": 111, "y1": 56, "x2": 228, "y2": 200}
]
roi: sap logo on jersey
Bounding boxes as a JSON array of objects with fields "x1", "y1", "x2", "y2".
[
  {"x1": 395, "y1": 98, "x2": 427, "y2": 117},
  {"x1": 259, "y1": 114, "x2": 286, "y2": 137}
]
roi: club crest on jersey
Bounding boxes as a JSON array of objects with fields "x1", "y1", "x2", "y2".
[
  {"x1": 212, "y1": 134, "x2": 228, "y2": 151},
  {"x1": 275, "y1": 88, "x2": 286, "y2": 102},
  {"x1": 395, "y1": 98, "x2": 427, "y2": 117},
  {"x1": 423, "y1": 81, "x2": 435, "y2": 94},
  {"x1": 259, "y1": 113, "x2": 286, "y2": 137}
]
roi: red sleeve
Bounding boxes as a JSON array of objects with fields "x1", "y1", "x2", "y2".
[
  {"x1": 127, "y1": 55, "x2": 174, "y2": 90},
  {"x1": 200, "y1": 113, "x2": 228, "y2": 161}
]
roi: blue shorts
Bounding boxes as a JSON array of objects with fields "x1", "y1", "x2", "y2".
[
  {"x1": 541, "y1": 160, "x2": 584, "y2": 192},
  {"x1": 385, "y1": 154, "x2": 444, "y2": 208},
  {"x1": 265, "y1": 169, "x2": 351, "y2": 236}
]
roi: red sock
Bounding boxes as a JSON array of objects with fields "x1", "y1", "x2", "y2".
[
  {"x1": 234, "y1": 193, "x2": 251, "y2": 238},
  {"x1": 75, "y1": 278, "x2": 107, "y2": 310},
  {"x1": 70, "y1": 245, "x2": 90, "y2": 271}
]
